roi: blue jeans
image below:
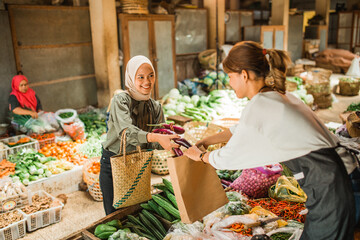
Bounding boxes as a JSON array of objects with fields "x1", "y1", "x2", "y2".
[{"x1": 350, "y1": 168, "x2": 360, "y2": 227}]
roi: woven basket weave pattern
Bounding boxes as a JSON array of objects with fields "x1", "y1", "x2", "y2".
[
  {"x1": 83, "y1": 157, "x2": 103, "y2": 201},
  {"x1": 151, "y1": 150, "x2": 173, "y2": 175},
  {"x1": 111, "y1": 130, "x2": 153, "y2": 209}
]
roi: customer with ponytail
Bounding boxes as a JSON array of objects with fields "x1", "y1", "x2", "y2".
[{"x1": 185, "y1": 41, "x2": 356, "y2": 239}]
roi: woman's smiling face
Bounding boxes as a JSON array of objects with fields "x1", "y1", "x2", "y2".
[{"x1": 134, "y1": 63, "x2": 155, "y2": 95}]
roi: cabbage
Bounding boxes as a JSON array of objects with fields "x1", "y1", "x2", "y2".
[
  {"x1": 218, "y1": 71, "x2": 226, "y2": 81},
  {"x1": 204, "y1": 77, "x2": 214, "y2": 86},
  {"x1": 169, "y1": 88, "x2": 181, "y2": 98},
  {"x1": 181, "y1": 95, "x2": 191, "y2": 103},
  {"x1": 208, "y1": 71, "x2": 217, "y2": 79},
  {"x1": 166, "y1": 110, "x2": 176, "y2": 116},
  {"x1": 191, "y1": 95, "x2": 200, "y2": 106}
]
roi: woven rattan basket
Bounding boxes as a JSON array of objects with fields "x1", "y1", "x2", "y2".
[
  {"x1": 83, "y1": 157, "x2": 103, "y2": 202},
  {"x1": 120, "y1": 0, "x2": 148, "y2": 14},
  {"x1": 151, "y1": 150, "x2": 173, "y2": 175}
]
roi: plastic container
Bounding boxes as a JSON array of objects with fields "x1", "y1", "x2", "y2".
[
  {"x1": 19, "y1": 191, "x2": 63, "y2": 232},
  {"x1": 29, "y1": 134, "x2": 56, "y2": 149},
  {"x1": 0, "y1": 210, "x2": 26, "y2": 240},
  {"x1": 0, "y1": 180, "x2": 29, "y2": 213},
  {"x1": 83, "y1": 158, "x2": 102, "y2": 201},
  {"x1": 0, "y1": 135, "x2": 39, "y2": 159}
]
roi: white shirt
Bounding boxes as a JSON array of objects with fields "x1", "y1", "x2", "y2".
[{"x1": 209, "y1": 91, "x2": 339, "y2": 170}]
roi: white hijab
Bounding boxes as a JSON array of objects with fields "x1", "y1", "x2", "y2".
[{"x1": 125, "y1": 55, "x2": 155, "y2": 101}]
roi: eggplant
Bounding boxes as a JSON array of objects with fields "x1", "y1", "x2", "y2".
[
  {"x1": 173, "y1": 148, "x2": 183, "y2": 157},
  {"x1": 152, "y1": 128, "x2": 176, "y2": 135},
  {"x1": 173, "y1": 138, "x2": 192, "y2": 149},
  {"x1": 148, "y1": 123, "x2": 185, "y2": 134},
  {"x1": 163, "y1": 124, "x2": 185, "y2": 134}
]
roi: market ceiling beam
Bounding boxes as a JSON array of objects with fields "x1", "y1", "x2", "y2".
[
  {"x1": 89, "y1": 0, "x2": 120, "y2": 108},
  {"x1": 204, "y1": 0, "x2": 225, "y2": 49},
  {"x1": 271, "y1": 0, "x2": 289, "y2": 51}
]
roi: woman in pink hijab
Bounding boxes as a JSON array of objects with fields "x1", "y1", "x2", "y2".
[{"x1": 8, "y1": 74, "x2": 42, "y2": 119}]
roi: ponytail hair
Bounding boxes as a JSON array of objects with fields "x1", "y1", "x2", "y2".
[
  {"x1": 223, "y1": 41, "x2": 291, "y2": 94},
  {"x1": 264, "y1": 49, "x2": 291, "y2": 94}
]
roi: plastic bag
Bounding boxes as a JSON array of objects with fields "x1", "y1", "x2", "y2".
[
  {"x1": 164, "y1": 221, "x2": 210, "y2": 240},
  {"x1": 60, "y1": 118, "x2": 85, "y2": 140},
  {"x1": 346, "y1": 55, "x2": 360, "y2": 77},
  {"x1": 24, "y1": 118, "x2": 46, "y2": 134},
  {"x1": 268, "y1": 176, "x2": 307, "y2": 203},
  {"x1": 54, "y1": 109, "x2": 78, "y2": 123},
  {"x1": 230, "y1": 165, "x2": 282, "y2": 198},
  {"x1": 38, "y1": 112, "x2": 59, "y2": 130},
  {"x1": 266, "y1": 227, "x2": 303, "y2": 240}
]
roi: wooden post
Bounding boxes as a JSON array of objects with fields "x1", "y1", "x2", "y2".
[
  {"x1": 315, "y1": 0, "x2": 330, "y2": 25},
  {"x1": 229, "y1": 0, "x2": 240, "y2": 10},
  {"x1": 271, "y1": 0, "x2": 289, "y2": 51},
  {"x1": 204, "y1": 0, "x2": 225, "y2": 49},
  {"x1": 89, "y1": 0, "x2": 120, "y2": 107}
]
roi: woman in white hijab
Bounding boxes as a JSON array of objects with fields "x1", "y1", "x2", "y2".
[{"x1": 101, "y1": 55, "x2": 179, "y2": 215}]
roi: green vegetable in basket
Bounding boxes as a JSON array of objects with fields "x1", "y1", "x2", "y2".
[
  {"x1": 95, "y1": 224, "x2": 117, "y2": 239},
  {"x1": 59, "y1": 112, "x2": 74, "y2": 119},
  {"x1": 106, "y1": 219, "x2": 122, "y2": 229}
]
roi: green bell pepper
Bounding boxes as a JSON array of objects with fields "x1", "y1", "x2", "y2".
[{"x1": 94, "y1": 224, "x2": 117, "y2": 239}]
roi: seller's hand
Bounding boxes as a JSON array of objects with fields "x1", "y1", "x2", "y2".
[
  {"x1": 30, "y1": 111, "x2": 38, "y2": 119},
  {"x1": 184, "y1": 146, "x2": 203, "y2": 161},
  {"x1": 195, "y1": 138, "x2": 210, "y2": 149},
  {"x1": 148, "y1": 133, "x2": 180, "y2": 151}
]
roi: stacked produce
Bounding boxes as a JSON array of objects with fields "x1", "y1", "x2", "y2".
[
  {"x1": 78, "y1": 108, "x2": 107, "y2": 137},
  {"x1": 0, "y1": 210, "x2": 23, "y2": 228},
  {"x1": 162, "y1": 89, "x2": 248, "y2": 121},
  {"x1": 0, "y1": 159, "x2": 16, "y2": 178},
  {"x1": 78, "y1": 134, "x2": 106, "y2": 158},
  {"x1": 5, "y1": 137, "x2": 31, "y2": 147},
  {"x1": 0, "y1": 180, "x2": 27, "y2": 203},
  {"x1": 21, "y1": 193, "x2": 61, "y2": 214},
  {"x1": 38, "y1": 140, "x2": 87, "y2": 165},
  {"x1": 8, "y1": 149, "x2": 56, "y2": 185}
]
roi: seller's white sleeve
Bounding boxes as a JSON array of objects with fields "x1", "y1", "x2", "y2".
[{"x1": 209, "y1": 123, "x2": 284, "y2": 170}]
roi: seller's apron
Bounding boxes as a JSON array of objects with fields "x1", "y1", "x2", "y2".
[{"x1": 284, "y1": 147, "x2": 356, "y2": 240}]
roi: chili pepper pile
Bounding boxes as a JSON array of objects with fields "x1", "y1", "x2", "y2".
[
  {"x1": 29, "y1": 133, "x2": 55, "y2": 141},
  {"x1": 247, "y1": 198, "x2": 306, "y2": 223},
  {"x1": 228, "y1": 223, "x2": 252, "y2": 236},
  {"x1": 38, "y1": 140, "x2": 87, "y2": 165}
]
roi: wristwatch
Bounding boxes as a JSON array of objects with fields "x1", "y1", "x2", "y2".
[{"x1": 199, "y1": 152, "x2": 207, "y2": 163}]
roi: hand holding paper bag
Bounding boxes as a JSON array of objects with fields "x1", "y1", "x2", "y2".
[{"x1": 167, "y1": 150, "x2": 228, "y2": 223}]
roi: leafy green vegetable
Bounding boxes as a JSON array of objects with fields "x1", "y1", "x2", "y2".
[
  {"x1": 270, "y1": 232, "x2": 293, "y2": 240},
  {"x1": 59, "y1": 112, "x2": 74, "y2": 119},
  {"x1": 346, "y1": 102, "x2": 360, "y2": 112}
]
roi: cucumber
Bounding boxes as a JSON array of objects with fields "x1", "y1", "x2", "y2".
[
  {"x1": 152, "y1": 195, "x2": 180, "y2": 219},
  {"x1": 139, "y1": 213, "x2": 164, "y2": 240},
  {"x1": 162, "y1": 178, "x2": 174, "y2": 194},
  {"x1": 142, "y1": 209, "x2": 167, "y2": 236},
  {"x1": 164, "y1": 190, "x2": 178, "y2": 209}
]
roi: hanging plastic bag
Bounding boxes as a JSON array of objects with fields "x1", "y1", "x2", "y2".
[
  {"x1": 55, "y1": 109, "x2": 78, "y2": 123},
  {"x1": 38, "y1": 111, "x2": 60, "y2": 130},
  {"x1": 24, "y1": 118, "x2": 46, "y2": 134},
  {"x1": 346, "y1": 54, "x2": 360, "y2": 77},
  {"x1": 60, "y1": 118, "x2": 85, "y2": 141},
  {"x1": 268, "y1": 176, "x2": 307, "y2": 203},
  {"x1": 230, "y1": 165, "x2": 282, "y2": 198}
]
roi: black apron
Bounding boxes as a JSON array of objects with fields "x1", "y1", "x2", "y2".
[{"x1": 284, "y1": 147, "x2": 356, "y2": 240}]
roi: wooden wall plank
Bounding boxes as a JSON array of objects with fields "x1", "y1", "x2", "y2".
[
  {"x1": 9, "y1": 5, "x2": 91, "y2": 46},
  {"x1": 18, "y1": 45, "x2": 95, "y2": 84}
]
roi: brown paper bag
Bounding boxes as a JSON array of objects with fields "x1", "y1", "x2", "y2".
[{"x1": 167, "y1": 155, "x2": 229, "y2": 223}]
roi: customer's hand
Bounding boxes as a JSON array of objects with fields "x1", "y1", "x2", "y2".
[
  {"x1": 184, "y1": 146, "x2": 203, "y2": 161},
  {"x1": 30, "y1": 111, "x2": 38, "y2": 119},
  {"x1": 148, "y1": 133, "x2": 180, "y2": 151},
  {"x1": 195, "y1": 138, "x2": 210, "y2": 149}
]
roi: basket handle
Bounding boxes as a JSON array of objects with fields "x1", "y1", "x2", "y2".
[
  {"x1": 119, "y1": 129, "x2": 142, "y2": 160},
  {"x1": 119, "y1": 129, "x2": 128, "y2": 159}
]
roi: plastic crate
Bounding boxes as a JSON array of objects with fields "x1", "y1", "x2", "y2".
[
  {"x1": 19, "y1": 191, "x2": 63, "y2": 232},
  {"x1": 0, "y1": 181, "x2": 29, "y2": 213},
  {"x1": 0, "y1": 210, "x2": 26, "y2": 240},
  {"x1": 0, "y1": 135, "x2": 39, "y2": 159},
  {"x1": 0, "y1": 144, "x2": 9, "y2": 160},
  {"x1": 28, "y1": 134, "x2": 56, "y2": 149}
]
